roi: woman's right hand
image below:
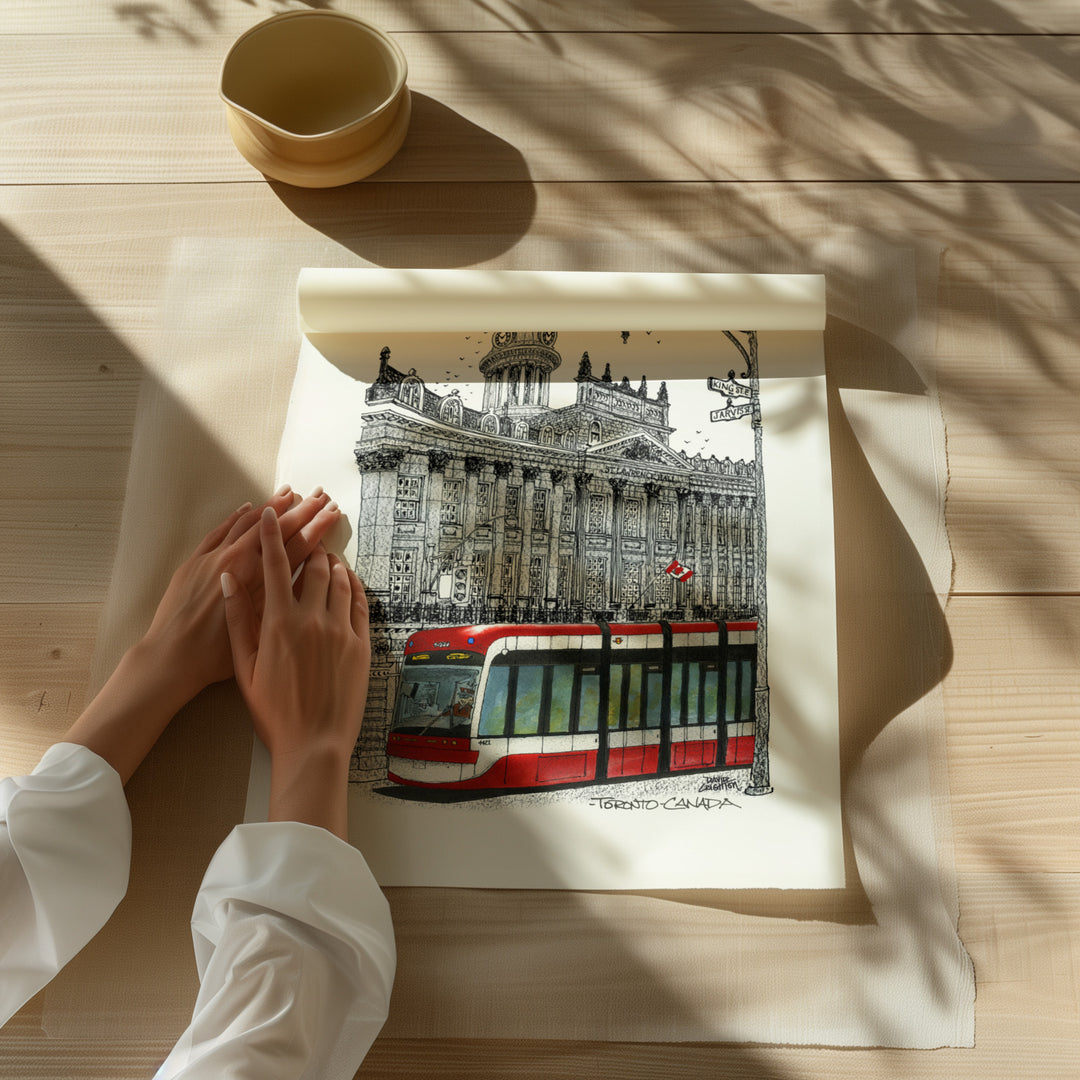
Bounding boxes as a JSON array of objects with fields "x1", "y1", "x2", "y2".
[{"x1": 222, "y1": 506, "x2": 370, "y2": 838}]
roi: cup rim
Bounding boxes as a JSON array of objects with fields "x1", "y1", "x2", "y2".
[{"x1": 219, "y1": 10, "x2": 409, "y2": 141}]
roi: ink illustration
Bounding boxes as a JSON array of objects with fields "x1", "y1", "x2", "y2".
[{"x1": 348, "y1": 330, "x2": 773, "y2": 803}]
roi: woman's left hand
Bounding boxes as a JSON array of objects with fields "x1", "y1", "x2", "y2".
[{"x1": 141, "y1": 487, "x2": 342, "y2": 703}]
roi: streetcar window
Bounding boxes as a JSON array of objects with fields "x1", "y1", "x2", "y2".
[
  {"x1": 702, "y1": 663, "x2": 719, "y2": 725},
  {"x1": 644, "y1": 666, "x2": 664, "y2": 728},
  {"x1": 548, "y1": 664, "x2": 574, "y2": 733},
  {"x1": 577, "y1": 667, "x2": 600, "y2": 733},
  {"x1": 669, "y1": 662, "x2": 685, "y2": 726},
  {"x1": 514, "y1": 665, "x2": 544, "y2": 736},
  {"x1": 728, "y1": 658, "x2": 754, "y2": 721},
  {"x1": 686, "y1": 661, "x2": 701, "y2": 726},
  {"x1": 392, "y1": 664, "x2": 480, "y2": 739},
  {"x1": 625, "y1": 665, "x2": 643, "y2": 730},
  {"x1": 740, "y1": 659, "x2": 754, "y2": 719},
  {"x1": 606, "y1": 665, "x2": 624, "y2": 730},
  {"x1": 478, "y1": 665, "x2": 510, "y2": 738}
]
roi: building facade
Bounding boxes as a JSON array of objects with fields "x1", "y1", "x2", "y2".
[{"x1": 350, "y1": 332, "x2": 761, "y2": 781}]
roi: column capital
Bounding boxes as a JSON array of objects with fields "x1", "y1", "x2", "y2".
[{"x1": 427, "y1": 449, "x2": 452, "y2": 473}]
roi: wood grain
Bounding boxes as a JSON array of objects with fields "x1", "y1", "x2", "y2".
[
  {"x1": 1, "y1": 0, "x2": 1078, "y2": 1073},
  {"x1": 0, "y1": 604, "x2": 97, "y2": 774},
  {"x1": 0, "y1": 872, "x2": 1075, "y2": 1077},
  {"x1": 944, "y1": 597, "x2": 1080, "y2": 873},
  {"x1": 5, "y1": 0, "x2": 1080, "y2": 35},
  {"x1": 1, "y1": 34, "x2": 1078, "y2": 183},
  {"x1": 2, "y1": 182, "x2": 1077, "y2": 594}
]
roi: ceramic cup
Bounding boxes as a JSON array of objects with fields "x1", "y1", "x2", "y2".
[{"x1": 220, "y1": 10, "x2": 410, "y2": 187}]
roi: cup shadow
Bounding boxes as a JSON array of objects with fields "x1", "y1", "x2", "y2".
[{"x1": 269, "y1": 92, "x2": 537, "y2": 268}]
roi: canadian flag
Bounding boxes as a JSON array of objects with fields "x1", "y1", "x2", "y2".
[{"x1": 665, "y1": 558, "x2": 694, "y2": 583}]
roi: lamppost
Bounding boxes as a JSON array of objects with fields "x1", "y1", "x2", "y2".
[{"x1": 708, "y1": 331, "x2": 772, "y2": 796}]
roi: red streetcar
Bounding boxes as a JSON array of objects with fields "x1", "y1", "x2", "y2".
[{"x1": 386, "y1": 619, "x2": 759, "y2": 792}]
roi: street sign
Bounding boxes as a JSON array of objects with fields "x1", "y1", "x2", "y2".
[
  {"x1": 710, "y1": 402, "x2": 754, "y2": 422},
  {"x1": 707, "y1": 376, "x2": 757, "y2": 400}
]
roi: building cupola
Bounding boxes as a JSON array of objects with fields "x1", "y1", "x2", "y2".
[{"x1": 479, "y1": 332, "x2": 561, "y2": 415}]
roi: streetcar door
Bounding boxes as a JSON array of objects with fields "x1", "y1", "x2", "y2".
[{"x1": 602, "y1": 658, "x2": 663, "y2": 778}]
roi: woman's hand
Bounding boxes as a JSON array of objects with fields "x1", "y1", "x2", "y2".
[
  {"x1": 142, "y1": 487, "x2": 341, "y2": 704},
  {"x1": 222, "y1": 507, "x2": 370, "y2": 838},
  {"x1": 62, "y1": 488, "x2": 342, "y2": 784}
]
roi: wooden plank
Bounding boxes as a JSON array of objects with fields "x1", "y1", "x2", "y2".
[
  {"x1": 1, "y1": 34, "x2": 1078, "y2": 183},
  {"x1": 4, "y1": 0, "x2": 1079, "y2": 35},
  {"x1": 0, "y1": 603, "x2": 98, "y2": 776},
  {"x1": 944, "y1": 596, "x2": 1080, "y2": 873}
]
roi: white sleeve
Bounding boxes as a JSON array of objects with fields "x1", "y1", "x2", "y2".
[
  {"x1": 0, "y1": 743, "x2": 131, "y2": 1026},
  {"x1": 155, "y1": 822, "x2": 396, "y2": 1080}
]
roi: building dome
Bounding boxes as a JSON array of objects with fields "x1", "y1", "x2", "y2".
[{"x1": 479, "y1": 332, "x2": 561, "y2": 415}]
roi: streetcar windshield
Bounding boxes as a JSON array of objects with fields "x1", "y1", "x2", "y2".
[{"x1": 392, "y1": 664, "x2": 480, "y2": 738}]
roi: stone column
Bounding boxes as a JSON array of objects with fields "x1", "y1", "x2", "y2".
[
  {"x1": 492, "y1": 459, "x2": 513, "y2": 606},
  {"x1": 691, "y1": 491, "x2": 705, "y2": 615},
  {"x1": 463, "y1": 455, "x2": 486, "y2": 606},
  {"x1": 521, "y1": 464, "x2": 539, "y2": 617},
  {"x1": 723, "y1": 494, "x2": 736, "y2": 609},
  {"x1": 608, "y1": 477, "x2": 625, "y2": 612},
  {"x1": 572, "y1": 471, "x2": 592, "y2": 611},
  {"x1": 548, "y1": 468, "x2": 567, "y2": 604},
  {"x1": 708, "y1": 493, "x2": 723, "y2": 609}
]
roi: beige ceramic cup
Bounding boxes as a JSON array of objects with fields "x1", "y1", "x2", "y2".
[{"x1": 220, "y1": 10, "x2": 410, "y2": 187}]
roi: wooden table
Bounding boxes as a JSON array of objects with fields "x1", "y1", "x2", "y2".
[{"x1": 1, "y1": 2, "x2": 1077, "y2": 1077}]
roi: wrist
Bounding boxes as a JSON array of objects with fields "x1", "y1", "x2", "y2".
[
  {"x1": 128, "y1": 633, "x2": 206, "y2": 711},
  {"x1": 267, "y1": 740, "x2": 352, "y2": 839},
  {"x1": 63, "y1": 636, "x2": 199, "y2": 785}
]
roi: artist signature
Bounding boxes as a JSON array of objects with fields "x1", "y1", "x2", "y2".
[
  {"x1": 696, "y1": 775, "x2": 741, "y2": 793},
  {"x1": 588, "y1": 795, "x2": 740, "y2": 812}
]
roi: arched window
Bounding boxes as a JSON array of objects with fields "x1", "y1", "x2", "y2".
[
  {"x1": 513, "y1": 420, "x2": 529, "y2": 442},
  {"x1": 439, "y1": 395, "x2": 463, "y2": 425},
  {"x1": 480, "y1": 412, "x2": 499, "y2": 435},
  {"x1": 589, "y1": 420, "x2": 603, "y2": 445},
  {"x1": 561, "y1": 430, "x2": 575, "y2": 449},
  {"x1": 399, "y1": 376, "x2": 422, "y2": 411},
  {"x1": 540, "y1": 425, "x2": 555, "y2": 446}
]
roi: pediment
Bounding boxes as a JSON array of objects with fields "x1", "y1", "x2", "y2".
[{"x1": 590, "y1": 432, "x2": 690, "y2": 471}]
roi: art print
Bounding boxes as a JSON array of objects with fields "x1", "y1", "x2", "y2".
[
  {"x1": 351, "y1": 330, "x2": 774, "y2": 804},
  {"x1": 270, "y1": 315, "x2": 841, "y2": 888}
]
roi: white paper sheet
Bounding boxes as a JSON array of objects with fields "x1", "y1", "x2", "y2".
[{"x1": 253, "y1": 271, "x2": 840, "y2": 889}]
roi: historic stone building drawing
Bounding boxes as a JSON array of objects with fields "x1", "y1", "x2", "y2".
[{"x1": 350, "y1": 331, "x2": 762, "y2": 781}]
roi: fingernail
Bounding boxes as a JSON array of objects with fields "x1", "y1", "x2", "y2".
[
  {"x1": 220, "y1": 572, "x2": 236, "y2": 599},
  {"x1": 236, "y1": 501, "x2": 253, "y2": 514},
  {"x1": 310, "y1": 485, "x2": 324, "y2": 499},
  {"x1": 275, "y1": 483, "x2": 291, "y2": 497},
  {"x1": 261, "y1": 505, "x2": 276, "y2": 525},
  {"x1": 325, "y1": 500, "x2": 339, "y2": 514}
]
